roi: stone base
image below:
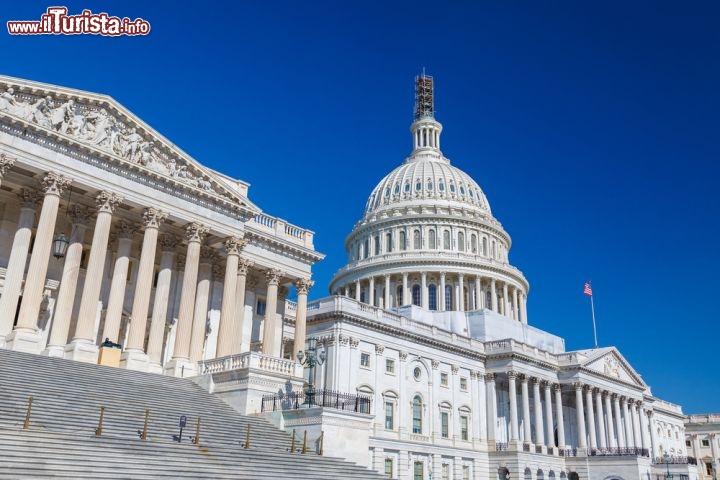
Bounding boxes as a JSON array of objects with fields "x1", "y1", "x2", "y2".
[
  {"x1": 42, "y1": 344, "x2": 67, "y2": 358},
  {"x1": 120, "y1": 349, "x2": 149, "y2": 371},
  {"x1": 147, "y1": 362, "x2": 164, "y2": 374},
  {"x1": 64, "y1": 340, "x2": 99, "y2": 363},
  {"x1": 163, "y1": 358, "x2": 197, "y2": 378},
  {"x1": 4, "y1": 329, "x2": 42, "y2": 354},
  {"x1": 98, "y1": 346, "x2": 122, "y2": 367}
]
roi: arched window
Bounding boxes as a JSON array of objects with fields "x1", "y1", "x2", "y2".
[
  {"x1": 404, "y1": 181, "x2": 411, "y2": 194},
  {"x1": 427, "y1": 179, "x2": 433, "y2": 191},
  {"x1": 386, "y1": 233, "x2": 392, "y2": 252},
  {"x1": 399, "y1": 231, "x2": 407, "y2": 250},
  {"x1": 471, "y1": 234, "x2": 478, "y2": 253},
  {"x1": 360, "y1": 291, "x2": 366, "y2": 303},
  {"x1": 449, "y1": 181, "x2": 456, "y2": 193},
  {"x1": 413, "y1": 230, "x2": 421, "y2": 249},
  {"x1": 412, "y1": 396, "x2": 423, "y2": 434},
  {"x1": 374, "y1": 235, "x2": 380, "y2": 255},
  {"x1": 393, "y1": 183, "x2": 400, "y2": 195},
  {"x1": 443, "y1": 230, "x2": 451, "y2": 250},
  {"x1": 458, "y1": 232, "x2": 465, "y2": 252},
  {"x1": 364, "y1": 239, "x2": 369, "y2": 259},
  {"x1": 438, "y1": 181, "x2": 445, "y2": 192},
  {"x1": 396, "y1": 286, "x2": 403, "y2": 306},
  {"x1": 412, "y1": 285, "x2": 421, "y2": 306},
  {"x1": 428, "y1": 229, "x2": 436, "y2": 249},
  {"x1": 428, "y1": 284, "x2": 437, "y2": 310},
  {"x1": 445, "y1": 285, "x2": 453, "y2": 311},
  {"x1": 415, "y1": 180, "x2": 422, "y2": 192},
  {"x1": 491, "y1": 240, "x2": 496, "y2": 258},
  {"x1": 482, "y1": 237, "x2": 488, "y2": 256}
]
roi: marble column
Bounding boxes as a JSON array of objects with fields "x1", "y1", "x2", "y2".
[
  {"x1": 585, "y1": 385, "x2": 597, "y2": 449},
  {"x1": 622, "y1": 397, "x2": 635, "y2": 447},
  {"x1": 123, "y1": 208, "x2": 167, "y2": 370},
  {"x1": 368, "y1": 276, "x2": 375, "y2": 306},
  {"x1": 214, "y1": 237, "x2": 245, "y2": 358},
  {"x1": 595, "y1": 388, "x2": 607, "y2": 449},
  {"x1": 439, "y1": 272, "x2": 446, "y2": 311},
  {"x1": 630, "y1": 400, "x2": 642, "y2": 449},
  {"x1": 502, "y1": 283, "x2": 509, "y2": 317},
  {"x1": 261, "y1": 269, "x2": 281, "y2": 357},
  {"x1": 543, "y1": 381, "x2": 554, "y2": 448},
  {"x1": 520, "y1": 375, "x2": 531, "y2": 443},
  {"x1": 147, "y1": 234, "x2": 178, "y2": 372},
  {"x1": 613, "y1": 394, "x2": 626, "y2": 448},
  {"x1": 67, "y1": 190, "x2": 121, "y2": 361},
  {"x1": 457, "y1": 274, "x2": 464, "y2": 311},
  {"x1": 0, "y1": 190, "x2": 38, "y2": 345},
  {"x1": 420, "y1": 272, "x2": 427, "y2": 309},
  {"x1": 384, "y1": 275, "x2": 390, "y2": 309},
  {"x1": 648, "y1": 410, "x2": 657, "y2": 458},
  {"x1": 574, "y1": 383, "x2": 587, "y2": 448},
  {"x1": 101, "y1": 222, "x2": 135, "y2": 343},
  {"x1": 475, "y1": 277, "x2": 482, "y2": 310},
  {"x1": 44, "y1": 206, "x2": 89, "y2": 357},
  {"x1": 292, "y1": 277, "x2": 313, "y2": 358},
  {"x1": 231, "y1": 259, "x2": 251, "y2": 354},
  {"x1": 532, "y1": 378, "x2": 544, "y2": 447},
  {"x1": 402, "y1": 272, "x2": 409, "y2": 306},
  {"x1": 605, "y1": 392, "x2": 617, "y2": 448},
  {"x1": 490, "y1": 279, "x2": 497, "y2": 312},
  {"x1": 639, "y1": 404, "x2": 651, "y2": 451},
  {"x1": 166, "y1": 222, "x2": 208, "y2": 376},
  {"x1": 189, "y1": 247, "x2": 214, "y2": 362},
  {"x1": 0, "y1": 153, "x2": 15, "y2": 188},
  {"x1": 485, "y1": 373, "x2": 497, "y2": 442},
  {"x1": 354, "y1": 279, "x2": 360, "y2": 301},
  {"x1": 10, "y1": 173, "x2": 70, "y2": 353},
  {"x1": 520, "y1": 292, "x2": 528, "y2": 324},
  {"x1": 508, "y1": 371, "x2": 519, "y2": 442},
  {"x1": 554, "y1": 384, "x2": 566, "y2": 448}
]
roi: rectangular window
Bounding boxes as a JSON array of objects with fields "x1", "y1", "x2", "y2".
[
  {"x1": 413, "y1": 461, "x2": 423, "y2": 480},
  {"x1": 707, "y1": 462, "x2": 713, "y2": 476},
  {"x1": 385, "y1": 402, "x2": 394, "y2": 430},
  {"x1": 385, "y1": 458, "x2": 393, "y2": 478},
  {"x1": 441, "y1": 411, "x2": 449, "y2": 438},
  {"x1": 460, "y1": 377, "x2": 467, "y2": 391},
  {"x1": 686, "y1": 440, "x2": 691, "y2": 447},
  {"x1": 440, "y1": 373, "x2": 448, "y2": 387},
  {"x1": 442, "y1": 463, "x2": 450, "y2": 480},
  {"x1": 460, "y1": 415, "x2": 469, "y2": 440},
  {"x1": 256, "y1": 299, "x2": 266, "y2": 316},
  {"x1": 360, "y1": 352, "x2": 370, "y2": 368},
  {"x1": 702, "y1": 439, "x2": 710, "y2": 447},
  {"x1": 386, "y1": 358, "x2": 395, "y2": 374},
  {"x1": 463, "y1": 465, "x2": 470, "y2": 480}
]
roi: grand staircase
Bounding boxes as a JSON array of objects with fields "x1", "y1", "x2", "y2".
[{"x1": 0, "y1": 349, "x2": 385, "y2": 479}]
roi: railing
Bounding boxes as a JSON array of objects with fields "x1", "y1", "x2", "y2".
[
  {"x1": 590, "y1": 447, "x2": 649, "y2": 457},
  {"x1": 523, "y1": 443, "x2": 531, "y2": 452},
  {"x1": 653, "y1": 456, "x2": 697, "y2": 465},
  {"x1": 559, "y1": 448, "x2": 578, "y2": 457},
  {"x1": 495, "y1": 442, "x2": 508, "y2": 451},
  {"x1": 535, "y1": 445, "x2": 543, "y2": 454},
  {"x1": 197, "y1": 351, "x2": 301, "y2": 377},
  {"x1": 250, "y1": 213, "x2": 314, "y2": 248},
  {"x1": 260, "y1": 389, "x2": 372, "y2": 415},
  {"x1": 654, "y1": 476, "x2": 689, "y2": 480}
]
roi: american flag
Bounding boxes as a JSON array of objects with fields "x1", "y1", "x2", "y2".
[{"x1": 583, "y1": 282, "x2": 593, "y2": 296}]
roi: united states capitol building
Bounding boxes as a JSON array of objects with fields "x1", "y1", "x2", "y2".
[{"x1": 0, "y1": 74, "x2": 711, "y2": 480}]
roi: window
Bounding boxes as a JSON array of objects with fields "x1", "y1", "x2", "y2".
[
  {"x1": 440, "y1": 373, "x2": 449, "y2": 387},
  {"x1": 393, "y1": 183, "x2": 400, "y2": 195},
  {"x1": 413, "y1": 229, "x2": 421, "y2": 249},
  {"x1": 386, "y1": 233, "x2": 392, "y2": 253},
  {"x1": 396, "y1": 286, "x2": 403, "y2": 306},
  {"x1": 460, "y1": 415, "x2": 469, "y2": 440},
  {"x1": 256, "y1": 299, "x2": 266, "y2": 315},
  {"x1": 443, "y1": 230, "x2": 451, "y2": 249},
  {"x1": 404, "y1": 181, "x2": 411, "y2": 193},
  {"x1": 442, "y1": 464, "x2": 450, "y2": 480},
  {"x1": 360, "y1": 353, "x2": 370, "y2": 368},
  {"x1": 458, "y1": 231, "x2": 465, "y2": 252},
  {"x1": 428, "y1": 284, "x2": 437, "y2": 310},
  {"x1": 412, "y1": 396, "x2": 423, "y2": 433},
  {"x1": 463, "y1": 466, "x2": 470, "y2": 480},
  {"x1": 374, "y1": 236, "x2": 380, "y2": 255},
  {"x1": 685, "y1": 440, "x2": 691, "y2": 447},
  {"x1": 415, "y1": 180, "x2": 422, "y2": 192},
  {"x1": 439, "y1": 181, "x2": 445, "y2": 192},
  {"x1": 414, "y1": 461, "x2": 424, "y2": 480},
  {"x1": 413, "y1": 367, "x2": 422, "y2": 380},
  {"x1": 707, "y1": 462, "x2": 714, "y2": 476},
  {"x1": 471, "y1": 234, "x2": 477, "y2": 253},
  {"x1": 427, "y1": 179, "x2": 433, "y2": 191},
  {"x1": 412, "y1": 285, "x2": 421, "y2": 306},
  {"x1": 482, "y1": 237, "x2": 488, "y2": 256},
  {"x1": 449, "y1": 182, "x2": 456, "y2": 193},
  {"x1": 385, "y1": 458, "x2": 393, "y2": 478},
  {"x1": 399, "y1": 231, "x2": 407, "y2": 250},
  {"x1": 386, "y1": 359, "x2": 395, "y2": 374},
  {"x1": 445, "y1": 285, "x2": 453, "y2": 311},
  {"x1": 364, "y1": 239, "x2": 369, "y2": 259},
  {"x1": 702, "y1": 439, "x2": 710, "y2": 447},
  {"x1": 441, "y1": 412, "x2": 449, "y2": 438},
  {"x1": 428, "y1": 229, "x2": 436, "y2": 249},
  {"x1": 385, "y1": 402, "x2": 394, "y2": 430},
  {"x1": 460, "y1": 377, "x2": 468, "y2": 391}
]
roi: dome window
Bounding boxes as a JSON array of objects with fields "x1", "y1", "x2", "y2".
[
  {"x1": 385, "y1": 187, "x2": 391, "y2": 198},
  {"x1": 404, "y1": 182, "x2": 411, "y2": 193},
  {"x1": 449, "y1": 183, "x2": 456, "y2": 193},
  {"x1": 459, "y1": 185, "x2": 465, "y2": 195},
  {"x1": 427, "y1": 180, "x2": 433, "y2": 191},
  {"x1": 438, "y1": 182, "x2": 445, "y2": 192},
  {"x1": 415, "y1": 180, "x2": 422, "y2": 192},
  {"x1": 394, "y1": 184, "x2": 400, "y2": 195}
]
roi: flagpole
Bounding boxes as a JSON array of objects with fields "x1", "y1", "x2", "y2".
[{"x1": 590, "y1": 293, "x2": 598, "y2": 349}]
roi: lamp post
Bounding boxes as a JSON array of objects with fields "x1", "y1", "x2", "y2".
[
  {"x1": 663, "y1": 452, "x2": 673, "y2": 480},
  {"x1": 297, "y1": 337, "x2": 325, "y2": 407},
  {"x1": 52, "y1": 232, "x2": 69, "y2": 259}
]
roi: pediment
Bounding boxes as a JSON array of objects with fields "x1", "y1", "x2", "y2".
[
  {"x1": 581, "y1": 348, "x2": 647, "y2": 388},
  {"x1": 0, "y1": 75, "x2": 258, "y2": 212}
]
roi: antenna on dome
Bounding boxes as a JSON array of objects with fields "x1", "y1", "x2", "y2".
[{"x1": 414, "y1": 71, "x2": 434, "y2": 120}]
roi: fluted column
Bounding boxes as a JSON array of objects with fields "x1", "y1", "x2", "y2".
[
  {"x1": 554, "y1": 384, "x2": 566, "y2": 448},
  {"x1": 215, "y1": 237, "x2": 245, "y2": 357},
  {"x1": 520, "y1": 375, "x2": 531, "y2": 443},
  {"x1": 475, "y1": 277, "x2": 482, "y2": 310},
  {"x1": 261, "y1": 269, "x2": 282, "y2": 357},
  {"x1": 639, "y1": 404, "x2": 651, "y2": 451},
  {"x1": 439, "y1": 272, "x2": 446, "y2": 311},
  {"x1": 543, "y1": 381, "x2": 554, "y2": 448},
  {"x1": 0, "y1": 153, "x2": 15, "y2": 187},
  {"x1": 383, "y1": 275, "x2": 390, "y2": 309},
  {"x1": 101, "y1": 222, "x2": 135, "y2": 343},
  {"x1": 502, "y1": 283, "x2": 509, "y2": 317},
  {"x1": 189, "y1": 247, "x2": 214, "y2": 362},
  {"x1": 69, "y1": 190, "x2": 121, "y2": 360},
  {"x1": 402, "y1": 272, "x2": 409, "y2": 306},
  {"x1": 622, "y1": 397, "x2": 635, "y2": 447},
  {"x1": 630, "y1": 400, "x2": 642, "y2": 449},
  {"x1": 292, "y1": 278, "x2": 313, "y2": 358},
  {"x1": 490, "y1": 279, "x2": 497, "y2": 312},
  {"x1": 485, "y1": 373, "x2": 497, "y2": 441},
  {"x1": 167, "y1": 222, "x2": 208, "y2": 375},
  {"x1": 605, "y1": 392, "x2": 617, "y2": 448},
  {"x1": 231, "y1": 259, "x2": 252, "y2": 354},
  {"x1": 420, "y1": 272, "x2": 427, "y2": 309},
  {"x1": 12, "y1": 174, "x2": 70, "y2": 351},
  {"x1": 585, "y1": 385, "x2": 597, "y2": 449},
  {"x1": 457, "y1": 273, "x2": 464, "y2": 311},
  {"x1": 368, "y1": 276, "x2": 374, "y2": 306},
  {"x1": 354, "y1": 279, "x2": 360, "y2": 301},
  {"x1": 613, "y1": 394, "x2": 625, "y2": 448},
  {"x1": 520, "y1": 292, "x2": 528, "y2": 324},
  {"x1": 533, "y1": 378, "x2": 544, "y2": 446},
  {"x1": 595, "y1": 388, "x2": 607, "y2": 449},
  {"x1": 574, "y1": 383, "x2": 587, "y2": 448},
  {"x1": 0, "y1": 191, "x2": 38, "y2": 344},
  {"x1": 508, "y1": 371, "x2": 519, "y2": 442},
  {"x1": 147, "y1": 235, "x2": 178, "y2": 371},
  {"x1": 44, "y1": 206, "x2": 89, "y2": 356},
  {"x1": 647, "y1": 410, "x2": 658, "y2": 458},
  {"x1": 123, "y1": 208, "x2": 167, "y2": 369}
]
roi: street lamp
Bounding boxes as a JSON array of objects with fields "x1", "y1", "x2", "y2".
[
  {"x1": 52, "y1": 232, "x2": 69, "y2": 259},
  {"x1": 663, "y1": 452, "x2": 673, "y2": 480},
  {"x1": 297, "y1": 337, "x2": 325, "y2": 407}
]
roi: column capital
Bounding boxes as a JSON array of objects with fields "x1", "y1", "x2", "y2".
[
  {"x1": 295, "y1": 277, "x2": 314, "y2": 295},
  {"x1": 224, "y1": 236, "x2": 247, "y2": 256},
  {"x1": 0, "y1": 153, "x2": 15, "y2": 176},
  {"x1": 142, "y1": 207, "x2": 167, "y2": 229},
  {"x1": 95, "y1": 190, "x2": 122, "y2": 213},
  {"x1": 431, "y1": 359, "x2": 440, "y2": 369},
  {"x1": 265, "y1": 268, "x2": 281, "y2": 286},
  {"x1": 18, "y1": 188, "x2": 41, "y2": 208},
  {"x1": 67, "y1": 205, "x2": 90, "y2": 225},
  {"x1": 518, "y1": 373, "x2": 529, "y2": 383},
  {"x1": 375, "y1": 344, "x2": 385, "y2": 355},
  {"x1": 620, "y1": 395, "x2": 628, "y2": 404},
  {"x1": 237, "y1": 258, "x2": 252, "y2": 276},
  {"x1": 553, "y1": 383, "x2": 563, "y2": 392},
  {"x1": 583, "y1": 384, "x2": 593, "y2": 393},
  {"x1": 41, "y1": 172, "x2": 71, "y2": 197},
  {"x1": 627, "y1": 398, "x2": 636, "y2": 405},
  {"x1": 572, "y1": 381, "x2": 584, "y2": 390},
  {"x1": 185, "y1": 222, "x2": 209, "y2": 243},
  {"x1": 484, "y1": 372, "x2": 496, "y2": 382},
  {"x1": 611, "y1": 392, "x2": 620, "y2": 400},
  {"x1": 399, "y1": 351, "x2": 408, "y2": 361},
  {"x1": 540, "y1": 379, "x2": 551, "y2": 388},
  {"x1": 451, "y1": 365, "x2": 459, "y2": 375},
  {"x1": 439, "y1": 271, "x2": 446, "y2": 278},
  {"x1": 158, "y1": 233, "x2": 179, "y2": 251},
  {"x1": 507, "y1": 370, "x2": 518, "y2": 379}
]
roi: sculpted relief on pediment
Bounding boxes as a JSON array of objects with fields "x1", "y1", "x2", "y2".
[{"x1": 0, "y1": 86, "x2": 216, "y2": 194}]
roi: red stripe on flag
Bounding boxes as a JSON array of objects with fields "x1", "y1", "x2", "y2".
[{"x1": 583, "y1": 282, "x2": 593, "y2": 296}]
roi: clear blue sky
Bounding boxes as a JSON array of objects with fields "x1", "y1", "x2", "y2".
[{"x1": 2, "y1": 1, "x2": 718, "y2": 413}]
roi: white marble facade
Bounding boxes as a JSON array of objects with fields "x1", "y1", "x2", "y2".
[{"x1": 0, "y1": 75, "x2": 323, "y2": 375}]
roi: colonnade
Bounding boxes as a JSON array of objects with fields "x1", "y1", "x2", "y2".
[
  {"x1": 337, "y1": 272, "x2": 527, "y2": 323},
  {"x1": 0, "y1": 170, "x2": 312, "y2": 373}
]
